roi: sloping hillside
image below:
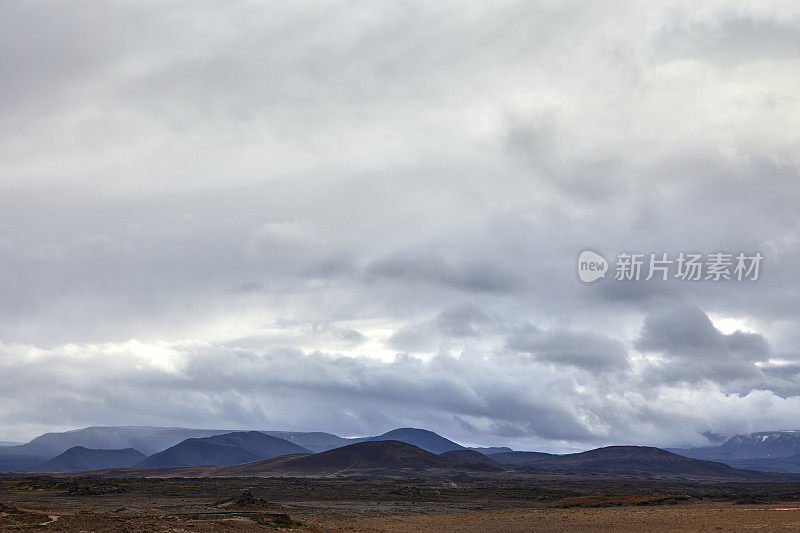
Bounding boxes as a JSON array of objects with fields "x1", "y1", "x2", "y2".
[
  {"x1": 218, "y1": 441, "x2": 488, "y2": 477},
  {"x1": 37, "y1": 446, "x2": 146, "y2": 472},
  {"x1": 534, "y1": 446, "x2": 772, "y2": 479},
  {"x1": 262, "y1": 431, "x2": 352, "y2": 452},
  {"x1": 363, "y1": 428, "x2": 464, "y2": 453},
  {"x1": 0, "y1": 426, "x2": 231, "y2": 457},
  {"x1": 137, "y1": 431, "x2": 310, "y2": 467},
  {"x1": 488, "y1": 451, "x2": 557, "y2": 465}
]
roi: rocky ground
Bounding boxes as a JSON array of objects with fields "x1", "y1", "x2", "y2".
[{"x1": 3, "y1": 476, "x2": 800, "y2": 531}]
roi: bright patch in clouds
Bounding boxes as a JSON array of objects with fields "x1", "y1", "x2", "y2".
[{"x1": 1, "y1": 0, "x2": 799, "y2": 447}]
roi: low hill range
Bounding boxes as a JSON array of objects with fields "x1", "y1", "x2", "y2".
[
  {"x1": 488, "y1": 451, "x2": 558, "y2": 465},
  {"x1": 219, "y1": 441, "x2": 506, "y2": 477},
  {"x1": 0, "y1": 427, "x2": 465, "y2": 472},
  {"x1": 36, "y1": 447, "x2": 146, "y2": 472},
  {"x1": 137, "y1": 431, "x2": 311, "y2": 467},
  {"x1": 0, "y1": 426, "x2": 233, "y2": 459},
  {"x1": 44, "y1": 441, "x2": 786, "y2": 481},
  {"x1": 261, "y1": 431, "x2": 351, "y2": 453},
  {"x1": 5, "y1": 425, "x2": 800, "y2": 479},
  {"x1": 530, "y1": 446, "x2": 770, "y2": 479}
]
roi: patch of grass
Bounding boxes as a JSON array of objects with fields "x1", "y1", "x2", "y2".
[
  {"x1": 0, "y1": 478, "x2": 65, "y2": 492},
  {"x1": 553, "y1": 493, "x2": 691, "y2": 508}
]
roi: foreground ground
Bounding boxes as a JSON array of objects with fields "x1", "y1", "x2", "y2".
[{"x1": 3, "y1": 476, "x2": 800, "y2": 531}]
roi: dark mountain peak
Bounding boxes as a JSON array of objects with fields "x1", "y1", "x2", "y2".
[
  {"x1": 468, "y1": 446, "x2": 513, "y2": 454},
  {"x1": 439, "y1": 449, "x2": 501, "y2": 469},
  {"x1": 218, "y1": 440, "x2": 497, "y2": 477},
  {"x1": 60, "y1": 445, "x2": 141, "y2": 454},
  {"x1": 567, "y1": 445, "x2": 680, "y2": 459},
  {"x1": 720, "y1": 431, "x2": 800, "y2": 454},
  {"x1": 190, "y1": 431, "x2": 276, "y2": 448},
  {"x1": 3, "y1": 426, "x2": 233, "y2": 457},
  {"x1": 671, "y1": 430, "x2": 800, "y2": 466},
  {"x1": 296, "y1": 440, "x2": 444, "y2": 470},
  {"x1": 262, "y1": 431, "x2": 351, "y2": 453},
  {"x1": 534, "y1": 445, "x2": 769, "y2": 479},
  {"x1": 37, "y1": 446, "x2": 146, "y2": 472},
  {"x1": 367, "y1": 428, "x2": 464, "y2": 454},
  {"x1": 379, "y1": 427, "x2": 446, "y2": 438},
  {"x1": 488, "y1": 451, "x2": 557, "y2": 465},
  {"x1": 137, "y1": 431, "x2": 310, "y2": 468}
]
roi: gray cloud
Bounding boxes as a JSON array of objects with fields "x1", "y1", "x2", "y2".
[
  {"x1": 636, "y1": 304, "x2": 771, "y2": 384},
  {"x1": 507, "y1": 325, "x2": 630, "y2": 371},
  {"x1": 1, "y1": 1, "x2": 800, "y2": 448}
]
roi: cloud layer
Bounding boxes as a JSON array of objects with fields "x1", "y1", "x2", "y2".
[{"x1": 1, "y1": 1, "x2": 800, "y2": 447}]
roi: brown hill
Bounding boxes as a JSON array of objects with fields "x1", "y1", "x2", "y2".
[
  {"x1": 219, "y1": 440, "x2": 465, "y2": 477},
  {"x1": 47, "y1": 443, "x2": 793, "y2": 481},
  {"x1": 439, "y1": 449, "x2": 503, "y2": 470},
  {"x1": 488, "y1": 451, "x2": 557, "y2": 465},
  {"x1": 534, "y1": 446, "x2": 776, "y2": 479}
]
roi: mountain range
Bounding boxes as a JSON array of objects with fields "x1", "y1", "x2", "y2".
[
  {"x1": 7, "y1": 425, "x2": 800, "y2": 478},
  {"x1": 49, "y1": 441, "x2": 784, "y2": 481},
  {"x1": 528, "y1": 446, "x2": 771, "y2": 479},
  {"x1": 36, "y1": 447, "x2": 146, "y2": 472},
  {"x1": 669, "y1": 430, "x2": 800, "y2": 472},
  {"x1": 487, "y1": 451, "x2": 557, "y2": 465},
  {"x1": 0, "y1": 426, "x2": 231, "y2": 458},
  {"x1": 2, "y1": 427, "x2": 463, "y2": 473},
  {"x1": 261, "y1": 431, "x2": 351, "y2": 453},
  {"x1": 137, "y1": 431, "x2": 311, "y2": 467}
]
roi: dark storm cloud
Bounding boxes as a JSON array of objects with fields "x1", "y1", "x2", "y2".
[
  {"x1": 2, "y1": 0, "x2": 800, "y2": 447},
  {"x1": 507, "y1": 324, "x2": 630, "y2": 370},
  {"x1": 365, "y1": 253, "x2": 526, "y2": 293},
  {"x1": 636, "y1": 305, "x2": 770, "y2": 383},
  {"x1": 0, "y1": 341, "x2": 634, "y2": 445},
  {"x1": 436, "y1": 304, "x2": 491, "y2": 337}
]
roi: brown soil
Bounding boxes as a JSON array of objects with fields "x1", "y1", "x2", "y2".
[
  {"x1": 4, "y1": 476, "x2": 800, "y2": 531},
  {"x1": 327, "y1": 503, "x2": 800, "y2": 532}
]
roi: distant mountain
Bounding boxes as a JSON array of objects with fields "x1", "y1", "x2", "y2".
[
  {"x1": 719, "y1": 431, "x2": 800, "y2": 458},
  {"x1": 0, "y1": 455, "x2": 49, "y2": 473},
  {"x1": 52, "y1": 442, "x2": 792, "y2": 481},
  {"x1": 264, "y1": 427, "x2": 466, "y2": 454},
  {"x1": 701, "y1": 431, "x2": 732, "y2": 444},
  {"x1": 219, "y1": 440, "x2": 494, "y2": 477},
  {"x1": 488, "y1": 451, "x2": 558, "y2": 465},
  {"x1": 725, "y1": 454, "x2": 800, "y2": 474},
  {"x1": 468, "y1": 446, "x2": 513, "y2": 454},
  {"x1": 671, "y1": 431, "x2": 800, "y2": 465},
  {"x1": 0, "y1": 426, "x2": 466, "y2": 462},
  {"x1": 0, "y1": 426, "x2": 232, "y2": 458},
  {"x1": 534, "y1": 446, "x2": 772, "y2": 479},
  {"x1": 262, "y1": 431, "x2": 352, "y2": 453},
  {"x1": 270, "y1": 440, "x2": 444, "y2": 470},
  {"x1": 37, "y1": 446, "x2": 146, "y2": 472},
  {"x1": 137, "y1": 431, "x2": 311, "y2": 467},
  {"x1": 364, "y1": 428, "x2": 464, "y2": 454},
  {"x1": 0, "y1": 441, "x2": 21, "y2": 447},
  {"x1": 439, "y1": 449, "x2": 502, "y2": 470}
]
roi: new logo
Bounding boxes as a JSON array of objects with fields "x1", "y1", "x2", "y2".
[{"x1": 578, "y1": 250, "x2": 608, "y2": 283}]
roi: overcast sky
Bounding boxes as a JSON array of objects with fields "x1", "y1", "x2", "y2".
[{"x1": 2, "y1": 1, "x2": 800, "y2": 449}]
